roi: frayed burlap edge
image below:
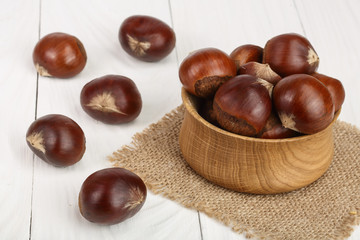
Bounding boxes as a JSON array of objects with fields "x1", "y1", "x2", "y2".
[{"x1": 109, "y1": 105, "x2": 360, "y2": 240}]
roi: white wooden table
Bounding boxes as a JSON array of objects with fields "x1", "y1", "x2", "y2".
[{"x1": 1, "y1": 0, "x2": 359, "y2": 239}]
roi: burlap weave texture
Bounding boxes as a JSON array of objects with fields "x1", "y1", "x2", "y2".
[{"x1": 110, "y1": 105, "x2": 360, "y2": 240}]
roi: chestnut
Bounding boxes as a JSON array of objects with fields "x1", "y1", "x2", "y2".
[
  {"x1": 263, "y1": 33, "x2": 319, "y2": 77},
  {"x1": 119, "y1": 15, "x2": 176, "y2": 62},
  {"x1": 78, "y1": 168, "x2": 147, "y2": 225},
  {"x1": 258, "y1": 111, "x2": 300, "y2": 139},
  {"x1": 229, "y1": 44, "x2": 263, "y2": 71},
  {"x1": 26, "y1": 114, "x2": 86, "y2": 167},
  {"x1": 213, "y1": 75, "x2": 272, "y2": 137},
  {"x1": 80, "y1": 75, "x2": 142, "y2": 124},
  {"x1": 311, "y1": 72, "x2": 345, "y2": 112},
  {"x1": 33, "y1": 32, "x2": 87, "y2": 78},
  {"x1": 179, "y1": 48, "x2": 237, "y2": 98},
  {"x1": 273, "y1": 74, "x2": 334, "y2": 134},
  {"x1": 238, "y1": 62, "x2": 281, "y2": 84}
]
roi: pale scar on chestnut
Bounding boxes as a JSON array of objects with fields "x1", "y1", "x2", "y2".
[
  {"x1": 26, "y1": 131, "x2": 46, "y2": 154},
  {"x1": 307, "y1": 47, "x2": 319, "y2": 66},
  {"x1": 257, "y1": 64, "x2": 279, "y2": 79},
  {"x1": 35, "y1": 63, "x2": 52, "y2": 77},
  {"x1": 256, "y1": 78, "x2": 274, "y2": 97},
  {"x1": 278, "y1": 112, "x2": 299, "y2": 132},
  {"x1": 127, "y1": 34, "x2": 151, "y2": 57},
  {"x1": 86, "y1": 92, "x2": 127, "y2": 115},
  {"x1": 195, "y1": 75, "x2": 232, "y2": 98},
  {"x1": 123, "y1": 186, "x2": 145, "y2": 210}
]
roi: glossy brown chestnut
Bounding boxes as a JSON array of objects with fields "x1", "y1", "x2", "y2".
[
  {"x1": 311, "y1": 72, "x2": 345, "y2": 112},
  {"x1": 33, "y1": 32, "x2": 87, "y2": 78},
  {"x1": 238, "y1": 62, "x2": 281, "y2": 84},
  {"x1": 258, "y1": 111, "x2": 300, "y2": 139},
  {"x1": 119, "y1": 15, "x2": 176, "y2": 62},
  {"x1": 179, "y1": 48, "x2": 237, "y2": 98},
  {"x1": 80, "y1": 75, "x2": 142, "y2": 124},
  {"x1": 26, "y1": 114, "x2": 86, "y2": 167},
  {"x1": 273, "y1": 74, "x2": 334, "y2": 134},
  {"x1": 213, "y1": 75, "x2": 272, "y2": 137},
  {"x1": 78, "y1": 168, "x2": 147, "y2": 225},
  {"x1": 229, "y1": 44, "x2": 263, "y2": 71},
  {"x1": 263, "y1": 33, "x2": 319, "y2": 77}
]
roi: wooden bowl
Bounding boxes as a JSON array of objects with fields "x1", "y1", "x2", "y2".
[{"x1": 179, "y1": 88, "x2": 339, "y2": 194}]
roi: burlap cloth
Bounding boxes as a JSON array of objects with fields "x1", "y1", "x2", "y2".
[{"x1": 109, "y1": 105, "x2": 360, "y2": 240}]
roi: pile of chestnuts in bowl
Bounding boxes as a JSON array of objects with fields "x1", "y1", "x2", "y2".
[
  {"x1": 179, "y1": 33, "x2": 344, "y2": 138},
  {"x1": 178, "y1": 33, "x2": 345, "y2": 194},
  {"x1": 27, "y1": 15, "x2": 176, "y2": 224}
]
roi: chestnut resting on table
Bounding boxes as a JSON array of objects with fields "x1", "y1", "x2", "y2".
[
  {"x1": 26, "y1": 114, "x2": 86, "y2": 167},
  {"x1": 33, "y1": 32, "x2": 87, "y2": 78},
  {"x1": 80, "y1": 75, "x2": 142, "y2": 124},
  {"x1": 78, "y1": 168, "x2": 147, "y2": 225},
  {"x1": 119, "y1": 15, "x2": 176, "y2": 62}
]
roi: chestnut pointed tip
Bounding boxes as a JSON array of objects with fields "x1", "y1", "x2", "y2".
[
  {"x1": 278, "y1": 112, "x2": 299, "y2": 132},
  {"x1": 307, "y1": 47, "x2": 320, "y2": 67},
  {"x1": 123, "y1": 186, "x2": 146, "y2": 211},
  {"x1": 127, "y1": 34, "x2": 151, "y2": 57},
  {"x1": 35, "y1": 63, "x2": 52, "y2": 77},
  {"x1": 86, "y1": 92, "x2": 128, "y2": 115},
  {"x1": 239, "y1": 62, "x2": 281, "y2": 84},
  {"x1": 256, "y1": 78, "x2": 274, "y2": 97},
  {"x1": 26, "y1": 131, "x2": 46, "y2": 154}
]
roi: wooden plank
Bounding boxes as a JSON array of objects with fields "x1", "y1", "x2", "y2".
[
  {"x1": 0, "y1": 0, "x2": 39, "y2": 238},
  {"x1": 30, "y1": 0, "x2": 201, "y2": 239}
]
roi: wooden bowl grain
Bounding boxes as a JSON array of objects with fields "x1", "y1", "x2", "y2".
[{"x1": 179, "y1": 88, "x2": 339, "y2": 194}]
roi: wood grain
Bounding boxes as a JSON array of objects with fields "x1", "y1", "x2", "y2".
[
  {"x1": 0, "y1": 0, "x2": 39, "y2": 238},
  {"x1": 30, "y1": 0, "x2": 198, "y2": 240},
  {"x1": 180, "y1": 89, "x2": 336, "y2": 194},
  {"x1": 0, "y1": 0, "x2": 359, "y2": 239}
]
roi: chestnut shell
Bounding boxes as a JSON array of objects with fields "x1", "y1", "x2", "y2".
[
  {"x1": 80, "y1": 75, "x2": 142, "y2": 124},
  {"x1": 119, "y1": 15, "x2": 176, "y2": 62},
  {"x1": 258, "y1": 111, "x2": 300, "y2": 139},
  {"x1": 311, "y1": 72, "x2": 345, "y2": 112},
  {"x1": 238, "y1": 62, "x2": 282, "y2": 84},
  {"x1": 26, "y1": 114, "x2": 86, "y2": 167},
  {"x1": 78, "y1": 168, "x2": 147, "y2": 225},
  {"x1": 229, "y1": 44, "x2": 263, "y2": 71},
  {"x1": 33, "y1": 32, "x2": 87, "y2": 78},
  {"x1": 213, "y1": 75, "x2": 272, "y2": 136},
  {"x1": 273, "y1": 74, "x2": 334, "y2": 134},
  {"x1": 263, "y1": 33, "x2": 319, "y2": 77},
  {"x1": 179, "y1": 48, "x2": 237, "y2": 98}
]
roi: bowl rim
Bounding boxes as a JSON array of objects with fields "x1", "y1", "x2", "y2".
[{"x1": 181, "y1": 87, "x2": 340, "y2": 143}]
